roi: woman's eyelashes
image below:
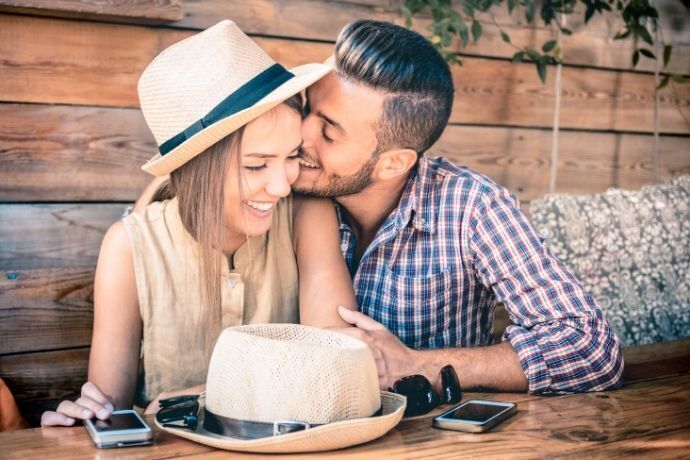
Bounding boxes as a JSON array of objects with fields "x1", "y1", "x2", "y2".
[{"x1": 243, "y1": 151, "x2": 301, "y2": 172}]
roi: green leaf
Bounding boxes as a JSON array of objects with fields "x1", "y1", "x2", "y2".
[
  {"x1": 542, "y1": 40, "x2": 557, "y2": 52},
  {"x1": 459, "y1": 28, "x2": 469, "y2": 47},
  {"x1": 526, "y1": 1, "x2": 535, "y2": 22},
  {"x1": 541, "y1": 4, "x2": 554, "y2": 24},
  {"x1": 632, "y1": 50, "x2": 640, "y2": 68},
  {"x1": 670, "y1": 75, "x2": 690, "y2": 84},
  {"x1": 637, "y1": 26, "x2": 654, "y2": 46},
  {"x1": 584, "y1": 6, "x2": 595, "y2": 23},
  {"x1": 560, "y1": 28, "x2": 572, "y2": 36},
  {"x1": 512, "y1": 51, "x2": 525, "y2": 63},
  {"x1": 501, "y1": 31, "x2": 511, "y2": 43},
  {"x1": 526, "y1": 49, "x2": 541, "y2": 62},
  {"x1": 657, "y1": 75, "x2": 670, "y2": 90},
  {"x1": 471, "y1": 20, "x2": 482, "y2": 42},
  {"x1": 663, "y1": 45, "x2": 672, "y2": 68},
  {"x1": 508, "y1": 0, "x2": 517, "y2": 13},
  {"x1": 639, "y1": 48, "x2": 655, "y2": 59},
  {"x1": 536, "y1": 62, "x2": 547, "y2": 83}
]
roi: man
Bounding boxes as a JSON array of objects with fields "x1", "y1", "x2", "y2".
[{"x1": 294, "y1": 19, "x2": 623, "y2": 394}]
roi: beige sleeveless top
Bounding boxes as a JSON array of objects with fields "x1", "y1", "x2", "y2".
[{"x1": 122, "y1": 197, "x2": 299, "y2": 405}]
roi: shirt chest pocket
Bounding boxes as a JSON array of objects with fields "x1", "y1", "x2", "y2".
[{"x1": 376, "y1": 267, "x2": 453, "y2": 348}]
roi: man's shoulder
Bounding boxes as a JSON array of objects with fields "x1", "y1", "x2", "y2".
[{"x1": 419, "y1": 155, "x2": 508, "y2": 201}]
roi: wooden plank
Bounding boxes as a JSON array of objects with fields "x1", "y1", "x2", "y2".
[
  {"x1": 0, "y1": 104, "x2": 154, "y2": 201},
  {"x1": 0, "y1": 14, "x2": 192, "y2": 108},
  {"x1": 450, "y1": 57, "x2": 690, "y2": 134},
  {"x1": 1, "y1": 15, "x2": 688, "y2": 134},
  {"x1": 0, "y1": 0, "x2": 182, "y2": 23},
  {"x1": 0, "y1": 347, "x2": 89, "y2": 427},
  {"x1": 0, "y1": 204, "x2": 123, "y2": 270},
  {"x1": 623, "y1": 338, "x2": 690, "y2": 383},
  {"x1": 2, "y1": 103, "x2": 688, "y2": 203},
  {"x1": 434, "y1": 126, "x2": 690, "y2": 202},
  {"x1": 176, "y1": 0, "x2": 690, "y2": 74},
  {"x1": 0, "y1": 268, "x2": 94, "y2": 354}
]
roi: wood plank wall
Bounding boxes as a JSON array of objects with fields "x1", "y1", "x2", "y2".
[{"x1": 0, "y1": 0, "x2": 688, "y2": 426}]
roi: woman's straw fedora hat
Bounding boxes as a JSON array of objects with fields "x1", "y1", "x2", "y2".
[
  {"x1": 156, "y1": 324, "x2": 406, "y2": 453},
  {"x1": 138, "y1": 20, "x2": 331, "y2": 176}
]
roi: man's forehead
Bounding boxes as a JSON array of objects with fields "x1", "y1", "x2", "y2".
[{"x1": 307, "y1": 73, "x2": 385, "y2": 118}]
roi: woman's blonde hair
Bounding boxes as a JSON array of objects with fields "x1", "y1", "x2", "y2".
[{"x1": 153, "y1": 94, "x2": 303, "y2": 352}]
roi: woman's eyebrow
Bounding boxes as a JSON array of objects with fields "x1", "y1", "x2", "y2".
[{"x1": 244, "y1": 141, "x2": 303, "y2": 158}]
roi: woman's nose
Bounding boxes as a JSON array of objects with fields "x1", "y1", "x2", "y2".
[{"x1": 265, "y1": 167, "x2": 292, "y2": 198}]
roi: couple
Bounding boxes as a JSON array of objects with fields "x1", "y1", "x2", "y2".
[{"x1": 42, "y1": 18, "x2": 623, "y2": 427}]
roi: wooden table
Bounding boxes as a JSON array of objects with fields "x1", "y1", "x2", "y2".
[{"x1": 3, "y1": 371, "x2": 689, "y2": 459}]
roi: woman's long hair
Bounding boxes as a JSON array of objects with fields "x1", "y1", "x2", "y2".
[{"x1": 155, "y1": 94, "x2": 303, "y2": 352}]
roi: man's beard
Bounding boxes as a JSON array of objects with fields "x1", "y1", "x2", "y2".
[{"x1": 294, "y1": 151, "x2": 380, "y2": 198}]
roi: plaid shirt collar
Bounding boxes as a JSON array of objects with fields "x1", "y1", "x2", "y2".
[{"x1": 336, "y1": 157, "x2": 437, "y2": 236}]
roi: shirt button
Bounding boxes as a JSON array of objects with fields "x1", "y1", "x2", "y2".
[{"x1": 227, "y1": 278, "x2": 237, "y2": 289}]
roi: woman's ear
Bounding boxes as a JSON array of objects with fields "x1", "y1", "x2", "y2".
[{"x1": 375, "y1": 149, "x2": 419, "y2": 181}]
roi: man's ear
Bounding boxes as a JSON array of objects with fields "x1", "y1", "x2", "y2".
[{"x1": 375, "y1": 149, "x2": 418, "y2": 180}]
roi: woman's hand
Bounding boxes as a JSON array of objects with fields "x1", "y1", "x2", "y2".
[
  {"x1": 144, "y1": 384, "x2": 206, "y2": 415},
  {"x1": 41, "y1": 381, "x2": 114, "y2": 427}
]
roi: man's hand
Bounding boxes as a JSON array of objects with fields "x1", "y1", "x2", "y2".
[{"x1": 331, "y1": 306, "x2": 422, "y2": 390}]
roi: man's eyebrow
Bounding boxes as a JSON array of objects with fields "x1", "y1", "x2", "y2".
[
  {"x1": 244, "y1": 141, "x2": 303, "y2": 158},
  {"x1": 316, "y1": 110, "x2": 345, "y2": 134}
]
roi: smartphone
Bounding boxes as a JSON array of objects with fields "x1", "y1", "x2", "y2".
[
  {"x1": 84, "y1": 409, "x2": 153, "y2": 448},
  {"x1": 432, "y1": 399, "x2": 517, "y2": 433}
]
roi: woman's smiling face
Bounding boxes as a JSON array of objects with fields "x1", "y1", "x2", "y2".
[{"x1": 223, "y1": 103, "x2": 302, "y2": 240}]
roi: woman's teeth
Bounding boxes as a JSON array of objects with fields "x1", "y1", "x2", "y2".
[
  {"x1": 246, "y1": 201, "x2": 274, "y2": 212},
  {"x1": 299, "y1": 157, "x2": 320, "y2": 169}
]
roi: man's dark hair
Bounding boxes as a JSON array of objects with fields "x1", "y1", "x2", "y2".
[{"x1": 334, "y1": 19, "x2": 454, "y2": 156}]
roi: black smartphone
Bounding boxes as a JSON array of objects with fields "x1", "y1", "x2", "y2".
[
  {"x1": 84, "y1": 409, "x2": 153, "y2": 448},
  {"x1": 432, "y1": 399, "x2": 517, "y2": 433}
]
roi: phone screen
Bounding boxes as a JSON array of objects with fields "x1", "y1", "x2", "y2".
[
  {"x1": 92, "y1": 413, "x2": 146, "y2": 432},
  {"x1": 446, "y1": 402, "x2": 509, "y2": 422}
]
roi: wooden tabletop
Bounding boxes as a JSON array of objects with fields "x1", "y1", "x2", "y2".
[{"x1": 3, "y1": 371, "x2": 689, "y2": 460}]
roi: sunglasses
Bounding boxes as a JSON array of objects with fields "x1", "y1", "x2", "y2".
[
  {"x1": 156, "y1": 394, "x2": 201, "y2": 429},
  {"x1": 390, "y1": 365, "x2": 462, "y2": 417}
]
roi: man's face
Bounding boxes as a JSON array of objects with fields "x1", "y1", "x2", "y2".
[{"x1": 293, "y1": 72, "x2": 386, "y2": 198}]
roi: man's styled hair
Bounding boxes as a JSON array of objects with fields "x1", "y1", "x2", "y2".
[{"x1": 334, "y1": 19, "x2": 454, "y2": 156}]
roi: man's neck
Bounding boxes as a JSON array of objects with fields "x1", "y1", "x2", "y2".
[{"x1": 336, "y1": 174, "x2": 409, "y2": 254}]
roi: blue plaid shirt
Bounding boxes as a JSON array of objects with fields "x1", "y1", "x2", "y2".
[{"x1": 337, "y1": 156, "x2": 623, "y2": 394}]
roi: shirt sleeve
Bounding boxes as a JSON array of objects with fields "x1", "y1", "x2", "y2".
[{"x1": 468, "y1": 186, "x2": 624, "y2": 394}]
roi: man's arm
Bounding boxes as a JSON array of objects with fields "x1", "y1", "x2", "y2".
[
  {"x1": 335, "y1": 306, "x2": 527, "y2": 392},
  {"x1": 465, "y1": 186, "x2": 623, "y2": 393}
]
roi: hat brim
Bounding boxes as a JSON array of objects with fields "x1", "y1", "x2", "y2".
[
  {"x1": 142, "y1": 62, "x2": 332, "y2": 176},
  {"x1": 156, "y1": 391, "x2": 406, "y2": 453}
]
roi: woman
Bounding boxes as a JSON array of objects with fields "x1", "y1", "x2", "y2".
[{"x1": 41, "y1": 20, "x2": 354, "y2": 426}]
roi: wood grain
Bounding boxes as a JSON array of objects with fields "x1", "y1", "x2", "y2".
[
  {"x1": 1, "y1": 14, "x2": 687, "y2": 133},
  {"x1": 1, "y1": 103, "x2": 688, "y2": 203},
  {"x1": 1, "y1": 374, "x2": 688, "y2": 456},
  {"x1": 0, "y1": 103, "x2": 154, "y2": 201},
  {"x1": 0, "y1": 204, "x2": 123, "y2": 270},
  {"x1": 175, "y1": 0, "x2": 690, "y2": 74},
  {"x1": 0, "y1": 347, "x2": 89, "y2": 427},
  {"x1": 0, "y1": 268, "x2": 94, "y2": 354},
  {"x1": 0, "y1": 0, "x2": 182, "y2": 22}
]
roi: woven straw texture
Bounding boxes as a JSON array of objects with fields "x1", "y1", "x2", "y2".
[
  {"x1": 206, "y1": 324, "x2": 380, "y2": 424},
  {"x1": 157, "y1": 324, "x2": 406, "y2": 453},
  {"x1": 136, "y1": 20, "x2": 331, "y2": 176}
]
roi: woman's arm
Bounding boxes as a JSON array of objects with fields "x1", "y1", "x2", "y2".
[
  {"x1": 292, "y1": 196, "x2": 357, "y2": 328},
  {"x1": 41, "y1": 221, "x2": 142, "y2": 426},
  {"x1": 88, "y1": 221, "x2": 142, "y2": 407}
]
